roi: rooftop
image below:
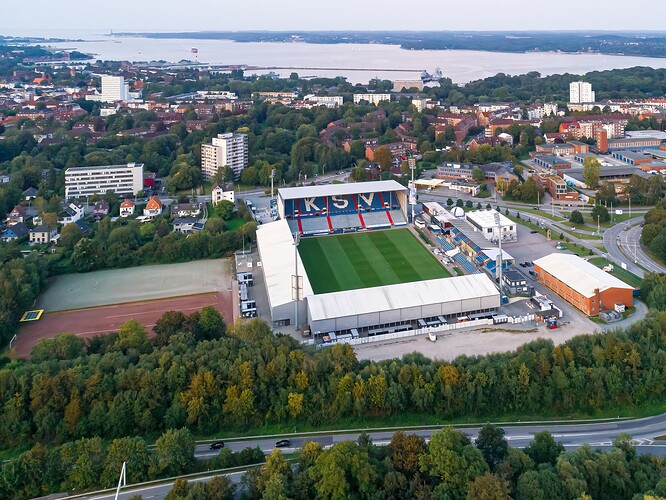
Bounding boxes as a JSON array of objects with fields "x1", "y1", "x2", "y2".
[
  {"x1": 533, "y1": 253, "x2": 634, "y2": 298},
  {"x1": 465, "y1": 209, "x2": 514, "y2": 228},
  {"x1": 65, "y1": 162, "x2": 143, "y2": 173},
  {"x1": 278, "y1": 180, "x2": 406, "y2": 201},
  {"x1": 307, "y1": 274, "x2": 499, "y2": 323}
]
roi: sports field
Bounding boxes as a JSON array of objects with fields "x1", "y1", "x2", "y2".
[{"x1": 298, "y1": 228, "x2": 451, "y2": 294}]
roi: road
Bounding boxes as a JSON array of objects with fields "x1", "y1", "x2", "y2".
[{"x1": 75, "y1": 413, "x2": 666, "y2": 499}]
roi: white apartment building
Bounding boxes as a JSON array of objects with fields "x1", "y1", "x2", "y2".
[
  {"x1": 86, "y1": 75, "x2": 130, "y2": 103},
  {"x1": 201, "y1": 133, "x2": 249, "y2": 181},
  {"x1": 65, "y1": 163, "x2": 144, "y2": 198},
  {"x1": 569, "y1": 81, "x2": 596, "y2": 104},
  {"x1": 353, "y1": 93, "x2": 391, "y2": 105},
  {"x1": 302, "y1": 95, "x2": 343, "y2": 107}
]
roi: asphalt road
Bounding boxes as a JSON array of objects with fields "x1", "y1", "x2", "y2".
[{"x1": 78, "y1": 413, "x2": 666, "y2": 500}]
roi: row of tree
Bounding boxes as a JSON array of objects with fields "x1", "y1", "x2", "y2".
[
  {"x1": 4, "y1": 302, "x2": 666, "y2": 454},
  {"x1": 0, "y1": 426, "x2": 263, "y2": 500},
  {"x1": 173, "y1": 427, "x2": 666, "y2": 500}
]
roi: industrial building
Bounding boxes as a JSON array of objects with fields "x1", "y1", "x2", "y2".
[
  {"x1": 64, "y1": 162, "x2": 144, "y2": 198},
  {"x1": 464, "y1": 210, "x2": 517, "y2": 243},
  {"x1": 307, "y1": 274, "x2": 500, "y2": 334},
  {"x1": 533, "y1": 253, "x2": 634, "y2": 316}
]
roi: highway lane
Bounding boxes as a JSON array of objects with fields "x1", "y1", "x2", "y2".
[
  {"x1": 603, "y1": 216, "x2": 647, "y2": 277},
  {"x1": 77, "y1": 413, "x2": 666, "y2": 499}
]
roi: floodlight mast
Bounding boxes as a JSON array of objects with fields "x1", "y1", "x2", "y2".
[{"x1": 494, "y1": 212, "x2": 504, "y2": 300}]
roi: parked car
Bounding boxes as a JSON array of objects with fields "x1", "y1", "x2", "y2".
[
  {"x1": 209, "y1": 441, "x2": 225, "y2": 450},
  {"x1": 275, "y1": 439, "x2": 291, "y2": 448},
  {"x1": 530, "y1": 230, "x2": 539, "y2": 234}
]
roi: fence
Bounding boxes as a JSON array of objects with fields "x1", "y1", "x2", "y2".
[{"x1": 302, "y1": 314, "x2": 538, "y2": 347}]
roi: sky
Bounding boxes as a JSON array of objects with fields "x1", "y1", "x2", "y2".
[{"x1": 2, "y1": 0, "x2": 665, "y2": 33}]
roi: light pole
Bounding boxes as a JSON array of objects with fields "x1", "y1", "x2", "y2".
[
  {"x1": 298, "y1": 171, "x2": 303, "y2": 187},
  {"x1": 494, "y1": 212, "x2": 504, "y2": 301},
  {"x1": 597, "y1": 214, "x2": 600, "y2": 235},
  {"x1": 114, "y1": 462, "x2": 126, "y2": 500},
  {"x1": 628, "y1": 195, "x2": 631, "y2": 218},
  {"x1": 270, "y1": 169, "x2": 275, "y2": 199},
  {"x1": 409, "y1": 158, "x2": 416, "y2": 223},
  {"x1": 293, "y1": 232, "x2": 301, "y2": 332}
]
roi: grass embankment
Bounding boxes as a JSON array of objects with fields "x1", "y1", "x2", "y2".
[{"x1": 587, "y1": 257, "x2": 643, "y2": 289}]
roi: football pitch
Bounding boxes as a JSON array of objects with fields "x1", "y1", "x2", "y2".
[{"x1": 298, "y1": 228, "x2": 451, "y2": 294}]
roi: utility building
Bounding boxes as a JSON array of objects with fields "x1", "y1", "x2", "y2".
[{"x1": 533, "y1": 253, "x2": 633, "y2": 316}]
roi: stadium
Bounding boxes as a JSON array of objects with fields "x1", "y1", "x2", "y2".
[{"x1": 256, "y1": 180, "x2": 500, "y2": 339}]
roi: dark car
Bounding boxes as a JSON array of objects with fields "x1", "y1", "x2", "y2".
[
  {"x1": 275, "y1": 439, "x2": 291, "y2": 448},
  {"x1": 209, "y1": 441, "x2": 225, "y2": 450},
  {"x1": 530, "y1": 230, "x2": 539, "y2": 234}
]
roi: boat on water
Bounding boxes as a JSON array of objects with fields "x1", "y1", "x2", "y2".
[{"x1": 421, "y1": 67, "x2": 443, "y2": 83}]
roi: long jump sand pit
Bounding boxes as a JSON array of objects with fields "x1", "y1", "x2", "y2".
[
  {"x1": 14, "y1": 292, "x2": 234, "y2": 357},
  {"x1": 37, "y1": 259, "x2": 233, "y2": 311}
]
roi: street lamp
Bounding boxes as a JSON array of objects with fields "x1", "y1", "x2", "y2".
[
  {"x1": 270, "y1": 169, "x2": 275, "y2": 199},
  {"x1": 292, "y1": 232, "x2": 301, "y2": 332},
  {"x1": 597, "y1": 214, "x2": 600, "y2": 235}
]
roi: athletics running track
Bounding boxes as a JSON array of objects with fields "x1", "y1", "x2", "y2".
[{"x1": 13, "y1": 291, "x2": 234, "y2": 358}]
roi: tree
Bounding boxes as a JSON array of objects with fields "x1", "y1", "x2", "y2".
[
  {"x1": 467, "y1": 473, "x2": 510, "y2": 500},
  {"x1": 197, "y1": 306, "x2": 226, "y2": 340},
  {"x1": 150, "y1": 428, "x2": 196, "y2": 478},
  {"x1": 349, "y1": 140, "x2": 366, "y2": 159},
  {"x1": 456, "y1": 199, "x2": 464, "y2": 208},
  {"x1": 420, "y1": 428, "x2": 489, "y2": 498},
  {"x1": 465, "y1": 200, "x2": 473, "y2": 209},
  {"x1": 472, "y1": 167, "x2": 486, "y2": 184},
  {"x1": 569, "y1": 210, "x2": 584, "y2": 225},
  {"x1": 373, "y1": 147, "x2": 393, "y2": 171},
  {"x1": 240, "y1": 166, "x2": 259, "y2": 186},
  {"x1": 596, "y1": 181, "x2": 616, "y2": 205},
  {"x1": 447, "y1": 198, "x2": 454, "y2": 207},
  {"x1": 583, "y1": 156, "x2": 602, "y2": 189},
  {"x1": 475, "y1": 423, "x2": 509, "y2": 471},
  {"x1": 59, "y1": 223, "x2": 83, "y2": 250},
  {"x1": 214, "y1": 200, "x2": 234, "y2": 220},
  {"x1": 516, "y1": 469, "x2": 563, "y2": 500},
  {"x1": 115, "y1": 319, "x2": 150, "y2": 353},
  {"x1": 153, "y1": 310, "x2": 188, "y2": 346},
  {"x1": 524, "y1": 430, "x2": 564, "y2": 466},
  {"x1": 591, "y1": 204, "x2": 610, "y2": 224},
  {"x1": 102, "y1": 437, "x2": 152, "y2": 487}
]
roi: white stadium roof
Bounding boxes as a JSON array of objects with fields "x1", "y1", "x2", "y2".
[
  {"x1": 533, "y1": 253, "x2": 634, "y2": 298},
  {"x1": 307, "y1": 274, "x2": 499, "y2": 323},
  {"x1": 256, "y1": 219, "x2": 313, "y2": 308},
  {"x1": 278, "y1": 180, "x2": 406, "y2": 200}
]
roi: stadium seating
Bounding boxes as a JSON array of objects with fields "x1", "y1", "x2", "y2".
[
  {"x1": 328, "y1": 195, "x2": 357, "y2": 215},
  {"x1": 363, "y1": 211, "x2": 392, "y2": 229},
  {"x1": 389, "y1": 210, "x2": 407, "y2": 226},
  {"x1": 331, "y1": 213, "x2": 364, "y2": 231},
  {"x1": 300, "y1": 216, "x2": 332, "y2": 235},
  {"x1": 436, "y1": 237, "x2": 455, "y2": 251},
  {"x1": 453, "y1": 253, "x2": 476, "y2": 274}
]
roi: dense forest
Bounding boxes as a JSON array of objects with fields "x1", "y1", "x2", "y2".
[{"x1": 5, "y1": 301, "x2": 666, "y2": 498}]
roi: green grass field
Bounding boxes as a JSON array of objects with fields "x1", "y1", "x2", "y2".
[{"x1": 298, "y1": 228, "x2": 451, "y2": 294}]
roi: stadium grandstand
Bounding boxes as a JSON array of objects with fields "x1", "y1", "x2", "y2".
[
  {"x1": 255, "y1": 180, "x2": 501, "y2": 340},
  {"x1": 277, "y1": 180, "x2": 409, "y2": 236}
]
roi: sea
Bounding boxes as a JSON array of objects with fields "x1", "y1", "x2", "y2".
[{"x1": 4, "y1": 29, "x2": 666, "y2": 85}]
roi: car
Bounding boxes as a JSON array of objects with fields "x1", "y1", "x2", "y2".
[
  {"x1": 519, "y1": 262, "x2": 526, "y2": 267},
  {"x1": 209, "y1": 441, "x2": 225, "y2": 450},
  {"x1": 533, "y1": 206, "x2": 540, "y2": 210},
  {"x1": 275, "y1": 439, "x2": 291, "y2": 448},
  {"x1": 530, "y1": 230, "x2": 539, "y2": 234},
  {"x1": 571, "y1": 227, "x2": 576, "y2": 231}
]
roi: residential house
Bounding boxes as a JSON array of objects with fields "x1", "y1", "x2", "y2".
[
  {"x1": 59, "y1": 201, "x2": 84, "y2": 225},
  {"x1": 30, "y1": 224, "x2": 58, "y2": 244},
  {"x1": 1, "y1": 222, "x2": 29, "y2": 241},
  {"x1": 23, "y1": 187, "x2": 38, "y2": 200},
  {"x1": 212, "y1": 183, "x2": 235, "y2": 205},
  {"x1": 75, "y1": 219, "x2": 93, "y2": 235},
  {"x1": 172, "y1": 217, "x2": 199, "y2": 234},
  {"x1": 170, "y1": 202, "x2": 202, "y2": 218},
  {"x1": 0, "y1": 174, "x2": 10, "y2": 184},
  {"x1": 119, "y1": 198, "x2": 135, "y2": 217},
  {"x1": 143, "y1": 196, "x2": 163, "y2": 218},
  {"x1": 7, "y1": 205, "x2": 28, "y2": 225},
  {"x1": 93, "y1": 200, "x2": 110, "y2": 221}
]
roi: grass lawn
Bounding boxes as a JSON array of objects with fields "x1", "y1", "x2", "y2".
[
  {"x1": 587, "y1": 257, "x2": 643, "y2": 289},
  {"x1": 225, "y1": 217, "x2": 247, "y2": 231},
  {"x1": 298, "y1": 228, "x2": 451, "y2": 294}
]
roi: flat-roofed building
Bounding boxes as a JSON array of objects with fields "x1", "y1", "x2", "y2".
[
  {"x1": 65, "y1": 162, "x2": 143, "y2": 198},
  {"x1": 464, "y1": 210, "x2": 517, "y2": 242},
  {"x1": 353, "y1": 93, "x2": 391, "y2": 105},
  {"x1": 201, "y1": 133, "x2": 249, "y2": 181},
  {"x1": 533, "y1": 253, "x2": 633, "y2": 316}
]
